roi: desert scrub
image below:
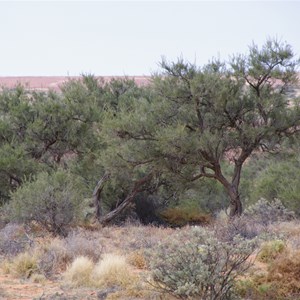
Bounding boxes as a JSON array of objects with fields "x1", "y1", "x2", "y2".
[
  {"x1": 0, "y1": 223, "x2": 32, "y2": 256},
  {"x1": 37, "y1": 231, "x2": 103, "y2": 278},
  {"x1": 149, "y1": 227, "x2": 256, "y2": 300},
  {"x1": 93, "y1": 253, "x2": 135, "y2": 288},
  {"x1": 257, "y1": 240, "x2": 285, "y2": 263},
  {"x1": 64, "y1": 253, "x2": 136, "y2": 289},
  {"x1": 7, "y1": 251, "x2": 39, "y2": 278},
  {"x1": 244, "y1": 198, "x2": 295, "y2": 226},
  {"x1": 160, "y1": 206, "x2": 211, "y2": 227},
  {"x1": 64, "y1": 256, "x2": 95, "y2": 287},
  {"x1": 7, "y1": 170, "x2": 85, "y2": 236}
]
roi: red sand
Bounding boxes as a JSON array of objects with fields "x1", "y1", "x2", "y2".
[{"x1": 0, "y1": 76, "x2": 150, "y2": 91}]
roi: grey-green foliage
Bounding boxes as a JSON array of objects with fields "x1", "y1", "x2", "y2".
[
  {"x1": 7, "y1": 170, "x2": 85, "y2": 236},
  {"x1": 244, "y1": 198, "x2": 295, "y2": 226},
  {"x1": 250, "y1": 157, "x2": 300, "y2": 214},
  {"x1": 103, "y1": 38, "x2": 300, "y2": 217},
  {"x1": 150, "y1": 227, "x2": 256, "y2": 300}
]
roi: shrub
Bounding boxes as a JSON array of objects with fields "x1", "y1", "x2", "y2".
[
  {"x1": 213, "y1": 215, "x2": 266, "y2": 242},
  {"x1": 7, "y1": 170, "x2": 85, "y2": 236},
  {"x1": 64, "y1": 230, "x2": 102, "y2": 262},
  {"x1": 0, "y1": 223, "x2": 32, "y2": 256},
  {"x1": 37, "y1": 238, "x2": 69, "y2": 277},
  {"x1": 64, "y1": 256, "x2": 94, "y2": 287},
  {"x1": 244, "y1": 198, "x2": 295, "y2": 226},
  {"x1": 257, "y1": 240, "x2": 286, "y2": 263},
  {"x1": 149, "y1": 227, "x2": 255, "y2": 300},
  {"x1": 251, "y1": 158, "x2": 300, "y2": 214},
  {"x1": 37, "y1": 231, "x2": 102, "y2": 278}
]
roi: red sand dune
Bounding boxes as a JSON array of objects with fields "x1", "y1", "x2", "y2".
[{"x1": 0, "y1": 76, "x2": 150, "y2": 91}]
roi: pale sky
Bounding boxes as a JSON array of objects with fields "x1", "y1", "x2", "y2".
[{"x1": 0, "y1": 1, "x2": 299, "y2": 76}]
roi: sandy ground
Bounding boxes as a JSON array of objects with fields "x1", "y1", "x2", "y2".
[{"x1": 0, "y1": 274, "x2": 99, "y2": 300}]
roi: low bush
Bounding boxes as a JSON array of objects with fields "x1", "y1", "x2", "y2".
[
  {"x1": 257, "y1": 240, "x2": 285, "y2": 263},
  {"x1": 7, "y1": 170, "x2": 85, "y2": 236},
  {"x1": 213, "y1": 215, "x2": 266, "y2": 242},
  {"x1": 37, "y1": 231, "x2": 102, "y2": 278},
  {"x1": 149, "y1": 227, "x2": 255, "y2": 299},
  {"x1": 64, "y1": 230, "x2": 102, "y2": 262},
  {"x1": 37, "y1": 238, "x2": 69, "y2": 278},
  {"x1": 0, "y1": 223, "x2": 32, "y2": 256},
  {"x1": 244, "y1": 198, "x2": 295, "y2": 226}
]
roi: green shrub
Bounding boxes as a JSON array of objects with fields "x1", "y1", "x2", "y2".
[
  {"x1": 251, "y1": 159, "x2": 300, "y2": 214},
  {"x1": 149, "y1": 227, "x2": 255, "y2": 299},
  {"x1": 7, "y1": 170, "x2": 85, "y2": 236}
]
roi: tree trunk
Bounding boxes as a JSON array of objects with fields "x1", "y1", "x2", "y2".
[
  {"x1": 227, "y1": 186, "x2": 242, "y2": 217},
  {"x1": 93, "y1": 172, "x2": 153, "y2": 226},
  {"x1": 93, "y1": 173, "x2": 110, "y2": 220},
  {"x1": 98, "y1": 190, "x2": 138, "y2": 226},
  {"x1": 214, "y1": 165, "x2": 243, "y2": 217}
]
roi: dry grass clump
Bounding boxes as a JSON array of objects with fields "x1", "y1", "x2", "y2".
[
  {"x1": 63, "y1": 253, "x2": 137, "y2": 290},
  {"x1": 237, "y1": 247, "x2": 300, "y2": 299},
  {"x1": 93, "y1": 253, "x2": 135, "y2": 288},
  {"x1": 127, "y1": 250, "x2": 147, "y2": 269},
  {"x1": 64, "y1": 256, "x2": 95, "y2": 287},
  {"x1": 265, "y1": 249, "x2": 300, "y2": 297},
  {"x1": 7, "y1": 251, "x2": 38, "y2": 278}
]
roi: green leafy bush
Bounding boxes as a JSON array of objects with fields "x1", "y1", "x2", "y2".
[
  {"x1": 149, "y1": 227, "x2": 255, "y2": 299},
  {"x1": 7, "y1": 170, "x2": 85, "y2": 236}
]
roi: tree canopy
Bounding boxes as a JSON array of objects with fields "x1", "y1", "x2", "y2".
[
  {"x1": 98, "y1": 39, "x2": 300, "y2": 218},
  {"x1": 0, "y1": 39, "x2": 299, "y2": 227}
]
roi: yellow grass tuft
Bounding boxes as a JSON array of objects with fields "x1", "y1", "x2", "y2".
[
  {"x1": 93, "y1": 253, "x2": 135, "y2": 287},
  {"x1": 64, "y1": 256, "x2": 94, "y2": 287},
  {"x1": 10, "y1": 252, "x2": 38, "y2": 278}
]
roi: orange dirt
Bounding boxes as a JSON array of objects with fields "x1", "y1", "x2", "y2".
[{"x1": 0, "y1": 274, "x2": 98, "y2": 300}]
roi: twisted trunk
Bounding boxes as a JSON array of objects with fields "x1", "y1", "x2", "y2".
[{"x1": 93, "y1": 172, "x2": 153, "y2": 226}]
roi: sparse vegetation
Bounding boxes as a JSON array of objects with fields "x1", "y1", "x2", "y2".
[
  {"x1": 257, "y1": 240, "x2": 286, "y2": 263},
  {"x1": 0, "y1": 38, "x2": 299, "y2": 299},
  {"x1": 6, "y1": 171, "x2": 85, "y2": 236},
  {"x1": 149, "y1": 227, "x2": 256, "y2": 299},
  {"x1": 64, "y1": 256, "x2": 95, "y2": 287}
]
